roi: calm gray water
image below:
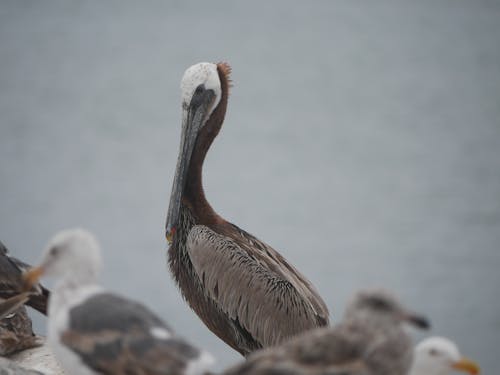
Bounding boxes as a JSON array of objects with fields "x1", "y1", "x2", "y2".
[{"x1": 1, "y1": 1, "x2": 499, "y2": 372}]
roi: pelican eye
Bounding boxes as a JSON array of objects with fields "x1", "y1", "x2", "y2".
[
  {"x1": 194, "y1": 85, "x2": 204, "y2": 95},
  {"x1": 189, "y1": 85, "x2": 208, "y2": 109}
]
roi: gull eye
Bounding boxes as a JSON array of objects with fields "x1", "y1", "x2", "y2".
[
  {"x1": 366, "y1": 296, "x2": 391, "y2": 311},
  {"x1": 429, "y1": 348, "x2": 439, "y2": 356},
  {"x1": 50, "y1": 246, "x2": 60, "y2": 256}
]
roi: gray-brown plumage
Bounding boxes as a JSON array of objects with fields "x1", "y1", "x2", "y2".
[
  {"x1": 60, "y1": 293, "x2": 213, "y2": 375},
  {"x1": 0, "y1": 240, "x2": 49, "y2": 315},
  {"x1": 222, "y1": 289, "x2": 430, "y2": 375},
  {"x1": 166, "y1": 63, "x2": 329, "y2": 356}
]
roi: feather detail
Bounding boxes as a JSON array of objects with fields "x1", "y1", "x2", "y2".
[{"x1": 217, "y1": 62, "x2": 233, "y2": 91}]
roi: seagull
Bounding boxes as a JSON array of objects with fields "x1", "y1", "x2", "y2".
[
  {"x1": 23, "y1": 228, "x2": 214, "y2": 375},
  {"x1": 223, "y1": 289, "x2": 430, "y2": 375},
  {"x1": 409, "y1": 337, "x2": 480, "y2": 375}
]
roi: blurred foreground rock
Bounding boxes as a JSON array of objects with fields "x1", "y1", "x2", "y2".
[{"x1": 4, "y1": 338, "x2": 63, "y2": 375}]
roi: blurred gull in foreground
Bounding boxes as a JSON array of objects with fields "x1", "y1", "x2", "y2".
[
  {"x1": 223, "y1": 289, "x2": 430, "y2": 375},
  {"x1": 409, "y1": 337, "x2": 480, "y2": 375},
  {"x1": 23, "y1": 228, "x2": 214, "y2": 375}
]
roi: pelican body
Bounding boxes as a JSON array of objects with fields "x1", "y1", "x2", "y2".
[{"x1": 166, "y1": 62, "x2": 329, "y2": 356}]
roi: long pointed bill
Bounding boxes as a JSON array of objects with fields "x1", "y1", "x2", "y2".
[
  {"x1": 452, "y1": 357, "x2": 480, "y2": 374},
  {"x1": 0, "y1": 292, "x2": 31, "y2": 319},
  {"x1": 22, "y1": 266, "x2": 44, "y2": 291},
  {"x1": 166, "y1": 88, "x2": 215, "y2": 243}
]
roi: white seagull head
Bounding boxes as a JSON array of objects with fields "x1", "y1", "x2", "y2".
[
  {"x1": 24, "y1": 228, "x2": 102, "y2": 288},
  {"x1": 410, "y1": 337, "x2": 480, "y2": 375}
]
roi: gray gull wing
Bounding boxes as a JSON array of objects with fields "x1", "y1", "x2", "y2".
[{"x1": 61, "y1": 293, "x2": 213, "y2": 375}]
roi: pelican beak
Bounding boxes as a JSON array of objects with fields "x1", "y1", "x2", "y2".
[
  {"x1": 452, "y1": 357, "x2": 480, "y2": 374},
  {"x1": 166, "y1": 86, "x2": 215, "y2": 242},
  {"x1": 22, "y1": 266, "x2": 45, "y2": 291}
]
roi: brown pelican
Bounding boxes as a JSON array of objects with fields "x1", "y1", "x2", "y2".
[
  {"x1": 223, "y1": 289, "x2": 430, "y2": 375},
  {"x1": 166, "y1": 62, "x2": 330, "y2": 356}
]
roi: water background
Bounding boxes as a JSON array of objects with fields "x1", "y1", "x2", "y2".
[{"x1": 1, "y1": 1, "x2": 499, "y2": 372}]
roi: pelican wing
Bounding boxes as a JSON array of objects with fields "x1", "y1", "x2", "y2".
[
  {"x1": 186, "y1": 225, "x2": 329, "y2": 348},
  {"x1": 221, "y1": 223, "x2": 329, "y2": 324}
]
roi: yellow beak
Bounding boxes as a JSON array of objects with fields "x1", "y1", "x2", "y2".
[
  {"x1": 452, "y1": 357, "x2": 480, "y2": 374},
  {"x1": 22, "y1": 266, "x2": 44, "y2": 291}
]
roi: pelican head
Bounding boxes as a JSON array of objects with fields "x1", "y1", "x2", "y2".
[
  {"x1": 180, "y1": 63, "x2": 222, "y2": 114},
  {"x1": 166, "y1": 62, "x2": 223, "y2": 243},
  {"x1": 410, "y1": 337, "x2": 480, "y2": 375}
]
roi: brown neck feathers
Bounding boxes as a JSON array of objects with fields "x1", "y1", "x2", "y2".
[{"x1": 183, "y1": 63, "x2": 232, "y2": 223}]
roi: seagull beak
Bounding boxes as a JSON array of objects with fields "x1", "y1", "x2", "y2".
[
  {"x1": 452, "y1": 357, "x2": 480, "y2": 374},
  {"x1": 403, "y1": 312, "x2": 430, "y2": 330},
  {"x1": 22, "y1": 266, "x2": 45, "y2": 291}
]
